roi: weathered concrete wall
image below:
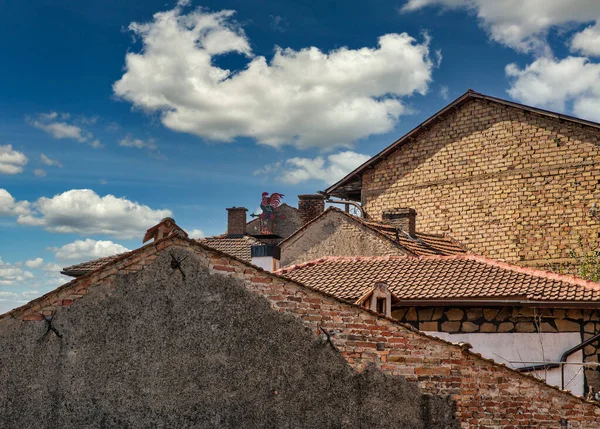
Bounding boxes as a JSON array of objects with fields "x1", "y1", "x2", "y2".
[
  {"x1": 362, "y1": 98, "x2": 600, "y2": 269},
  {"x1": 281, "y1": 210, "x2": 406, "y2": 266},
  {"x1": 0, "y1": 248, "x2": 456, "y2": 429}
]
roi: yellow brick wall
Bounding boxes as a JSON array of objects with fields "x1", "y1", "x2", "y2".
[{"x1": 362, "y1": 98, "x2": 600, "y2": 266}]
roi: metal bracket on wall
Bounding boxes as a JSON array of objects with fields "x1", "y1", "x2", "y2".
[
  {"x1": 170, "y1": 253, "x2": 188, "y2": 279},
  {"x1": 40, "y1": 314, "x2": 62, "y2": 340}
]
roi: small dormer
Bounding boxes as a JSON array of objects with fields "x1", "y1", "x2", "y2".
[
  {"x1": 143, "y1": 217, "x2": 188, "y2": 243},
  {"x1": 354, "y1": 282, "x2": 396, "y2": 318}
]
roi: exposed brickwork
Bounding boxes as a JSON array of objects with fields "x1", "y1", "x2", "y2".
[
  {"x1": 6, "y1": 237, "x2": 600, "y2": 428},
  {"x1": 361, "y1": 98, "x2": 600, "y2": 269},
  {"x1": 298, "y1": 194, "x2": 325, "y2": 226},
  {"x1": 226, "y1": 207, "x2": 247, "y2": 236},
  {"x1": 382, "y1": 208, "x2": 417, "y2": 236}
]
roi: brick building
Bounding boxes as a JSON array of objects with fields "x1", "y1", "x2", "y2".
[
  {"x1": 277, "y1": 254, "x2": 600, "y2": 396},
  {"x1": 326, "y1": 90, "x2": 600, "y2": 274},
  {"x1": 4, "y1": 229, "x2": 600, "y2": 427}
]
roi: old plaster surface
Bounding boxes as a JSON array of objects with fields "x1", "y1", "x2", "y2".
[{"x1": 0, "y1": 248, "x2": 457, "y2": 428}]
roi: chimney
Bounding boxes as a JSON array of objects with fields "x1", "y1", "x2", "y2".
[
  {"x1": 226, "y1": 207, "x2": 247, "y2": 237},
  {"x1": 251, "y1": 244, "x2": 281, "y2": 272},
  {"x1": 143, "y1": 217, "x2": 188, "y2": 243},
  {"x1": 382, "y1": 208, "x2": 417, "y2": 236},
  {"x1": 298, "y1": 194, "x2": 325, "y2": 226}
]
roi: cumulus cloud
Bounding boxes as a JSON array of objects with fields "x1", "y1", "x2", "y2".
[
  {"x1": 571, "y1": 23, "x2": 600, "y2": 57},
  {"x1": 274, "y1": 151, "x2": 371, "y2": 185},
  {"x1": 25, "y1": 258, "x2": 44, "y2": 269},
  {"x1": 0, "y1": 189, "x2": 30, "y2": 217},
  {"x1": 51, "y1": 239, "x2": 130, "y2": 263},
  {"x1": 15, "y1": 189, "x2": 172, "y2": 238},
  {"x1": 27, "y1": 112, "x2": 102, "y2": 148},
  {"x1": 40, "y1": 154, "x2": 63, "y2": 168},
  {"x1": 0, "y1": 257, "x2": 34, "y2": 286},
  {"x1": 506, "y1": 56, "x2": 600, "y2": 121},
  {"x1": 113, "y1": 5, "x2": 435, "y2": 150},
  {"x1": 0, "y1": 145, "x2": 28, "y2": 175},
  {"x1": 401, "y1": 0, "x2": 600, "y2": 55},
  {"x1": 188, "y1": 228, "x2": 205, "y2": 239}
]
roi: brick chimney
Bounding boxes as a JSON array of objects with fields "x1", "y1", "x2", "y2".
[
  {"x1": 382, "y1": 208, "x2": 417, "y2": 237},
  {"x1": 298, "y1": 194, "x2": 325, "y2": 226},
  {"x1": 226, "y1": 207, "x2": 247, "y2": 237}
]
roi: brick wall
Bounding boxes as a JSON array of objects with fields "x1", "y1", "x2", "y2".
[
  {"x1": 362, "y1": 98, "x2": 600, "y2": 268},
  {"x1": 280, "y1": 210, "x2": 406, "y2": 266},
  {"x1": 227, "y1": 207, "x2": 247, "y2": 236},
  {"x1": 7, "y1": 236, "x2": 600, "y2": 427},
  {"x1": 298, "y1": 194, "x2": 325, "y2": 226}
]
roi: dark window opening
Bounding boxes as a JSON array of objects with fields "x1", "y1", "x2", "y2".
[{"x1": 376, "y1": 297, "x2": 386, "y2": 314}]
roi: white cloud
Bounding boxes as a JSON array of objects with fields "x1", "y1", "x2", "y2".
[
  {"x1": 188, "y1": 228, "x2": 205, "y2": 239},
  {"x1": 571, "y1": 23, "x2": 600, "y2": 57},
  {"x1": 401, "y1": 0, "x2": 600, "y2": 55},
  {"x1": 13, "y1": 189, "x2": 172, "y2": 238},
  {"x1": 40, "y1": 154, "x2": 63, "y2": 168},
  {"x1": 0, "y1": 257, "x2": 34, "y2": 286},
  {"x1": 21, "y1": 290, "x2": 41, "y2": 299},
  {"x1": 119, "y1": 135, "x2": 157, "y2": 150},
  {"x1": 279, "y1": 151, "x2": 371, "y2": 185},
  {"x1": 51, "y1": 239, "x2": 130, "y2": 263},
  {"x1": 34, "y1": 168, "x2": 47, "y2": 177},
  {"x1": 28, "y1": 112, "x2": 102, "y2": 148},
  {"x1": 0, "y1": 189, "x2": 30, "y2": 217},
  {"x1": 43, "y1": 262, "x2": 63, "y2": 272},
  {"x1": 439, "y1": 85, "x2": 449, "y2": 100},
  {"x1": 506, "y1": 56, "x2": 600, "y2": 121},
  {"x1": 25, "y1": 258, "x2": 44, "y2": 269},
  {"x1": 113, "y1": 5, "x2": 435, "y2": 150},
  {"x1": 0, "y1": 145, "x2": 28, "y2": 175}
]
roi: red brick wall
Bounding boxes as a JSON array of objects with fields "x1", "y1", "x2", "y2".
[
  {"x1": 6, "y1": 237, "x2": 600, "y2": 428},
  {"x1": 361, "y1": 98, "x2": 600, "y2": 269}
]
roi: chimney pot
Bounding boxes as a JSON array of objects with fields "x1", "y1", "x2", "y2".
[
  {"x1": 382, "y1": 208, "x2": 417, "y2": 236},
  {"x1": 298, "y1": 194, "x2": 325, "y2": 226},
  {"x1": 250, "y1": 244, "x2": 281, "y2": 272},
  {"x1": 226, "y1": 207, "x2": 248, "y2": 237}
]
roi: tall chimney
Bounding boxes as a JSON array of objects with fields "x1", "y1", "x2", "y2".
[
  {"x1": 226, "y1": 207, "x2": 247, "y2": 237},
  {"x1": 298, "y1": 194, "x2": 325, "y2": 226},
  {"x1": 382, "y1": 208, "x2": 417, "y2": 237}
]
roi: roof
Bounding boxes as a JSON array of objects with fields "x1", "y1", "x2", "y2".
[
  {"x1": 62, "y1": 234, "x2": 262, "y2": 277},
  {"x1": 279, "y1": 207, "x2": 467, "y2": 257},
  {"x1": 61, "y1": 252, "x2": 129, "y2": 277},
  {"x1": 198, "y1": 235, "x2": 262, "y2": 262},
  {"x1": 4, "y1": 234, "x2": 599, "y2": 407},
  {"x1": 326, "y1": 89, "x2": 600, "y2": 198},
  {"x1": 276, "y1": 255, "x2": 600, "y2": 305}
]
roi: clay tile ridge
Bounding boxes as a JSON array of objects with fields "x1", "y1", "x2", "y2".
[{"x1": 276, "y1": 253, "x2": 600, "y2": 292}]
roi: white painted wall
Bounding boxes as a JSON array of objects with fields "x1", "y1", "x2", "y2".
[
  {"x1": 251, "y1": 256, "x2": 280, "y2": 272},
  {"x1": 426, "y1": 331, "x2": 585, "y2": 397}
]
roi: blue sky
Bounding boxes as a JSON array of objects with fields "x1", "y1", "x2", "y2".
[{"x1": 2, "y1": 0, "x2": 600, "y2": 311}]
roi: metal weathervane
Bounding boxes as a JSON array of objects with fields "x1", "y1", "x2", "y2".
[{"x1": 251, "y1": 192, "x2": 286, "y2": 235}]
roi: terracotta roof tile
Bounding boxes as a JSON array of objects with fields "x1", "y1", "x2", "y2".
[
  {"x1": 198, "y1": 235, "x2": 262, "y2": 262},
  {"x1": 62, "y1": 235, "x2": 262, "y2": 276},
  {"x1": 276, "y1": 255, "x2": 600, "y2": 303}
]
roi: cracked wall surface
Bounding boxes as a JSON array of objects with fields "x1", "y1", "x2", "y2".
[{"x1": 0, "y1": 248, "x2": 457, "y2": 429}]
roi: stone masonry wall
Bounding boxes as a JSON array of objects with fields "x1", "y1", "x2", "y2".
[
  {"x1": 5, "y1": 236, "x2": 600, "y2": 428},
  {"x1": 393, "y1": 306, "x2": 600, "y2": 393},
  {"x1": 362, "y1": 98, "x2": 600, "y2": 268},
  {"x1": 280, "y1": 210, "x2": 406, "y2": 266}
]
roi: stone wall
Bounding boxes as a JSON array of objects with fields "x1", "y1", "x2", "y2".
[
  {"x1": 280, "y1": 210, "x2": 406, "y2": 266},
  {"x1": 5, "y1": 236, "x2": 600, "y2": 427},
  {"x1": 361, "y1": 98, "x2": 600, "y2": 269},
  {"x1": 0, "y1": 245, "x2": 456, "y2": 428},
  {"x1": 246, "y1": 203, "x2": 302, "y2": 240},
  {"x1": 393, "y1": 305, "x2": 600, "y2": 393}
]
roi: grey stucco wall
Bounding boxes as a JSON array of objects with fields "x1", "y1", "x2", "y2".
[
  {"x1": 0, "y1": 248, "x2": 457, "y2": 428},
  {"x1": 281, "y1": 211, "x2": 406, "y2": 267}
]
